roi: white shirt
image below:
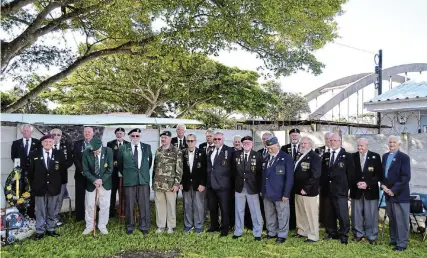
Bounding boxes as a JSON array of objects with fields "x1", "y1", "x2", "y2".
[
  {"x1": 360, "y1": 152, "x2": 367, "y2": 168},
  {"x1": 22, "y1": 138, "x2": 32, "y2": 155},
  {"x1": 132, "y1": 143, "x2": 142, "y2": 169},
  {"x1": 243, "y1": 151, "x2": 251, "y2": 161},
  {"x1": 206, "y1": 143, "x2": 215, "y2": 154},
  {"x1": 211, "y1": 146, "x2": 223, "y2": 164},
  {"x1": 294, "y1": 151, "x2": 309, "y2": 170},
  {"x1": 43, "y1": 149, "x2": 51, "y2": 168},
  {"x1": 188, "y1": 149, "x2": 195, "y2": 173},
  {"x1": 177, "y1": 137, "x2": 185, "y2": 147},
  {"x1": 330, "y1": 147, "x2": 341, "y2": 165}
]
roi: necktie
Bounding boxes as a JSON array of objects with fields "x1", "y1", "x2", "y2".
[
  {"x1": 214, "y1": 148, "x2": 219, "y2": 163},
  {"x1": 244, "y1": 153, "x2": 248, "y2": 166},
  {"x1": 54, "y1": 144, "x2": 57, "y2": 150},
  {"x1": 46, "y1": 151, "x2": 51, "y2": 168},
  {"x1": 95, "y1": 154, "x2": 100, "y2": 175},
  {"x1": 263, "y1": 149, "x2": 267, "y2": 156},
  {"x1": 25, "y1": 139, "x2": 29, "y2": 156},
  {"x1": 179, "y1": 139, "x2": 182, "y2": 149},
  {"x1": 133, "y1": 145, "x2": 138, "y2": 164},
  {"x1": 85, "y1": 141, "x2": 90, "y2": 149},
  {"x1": 293, "y1": 144, "x2": 297, "y2": 159},
  {"x1": 330, "y1": 151, "x2": 336, "y2": 167},
  {"x1": 268, "y1": 156, "x2": 275, "y2": 168}
]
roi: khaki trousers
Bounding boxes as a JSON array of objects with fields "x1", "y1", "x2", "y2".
[
  {"x1": 155, "y1": 191, "x2": 177, "y2": 229},
  {"x1": 295, "y1": 194, "x2": 319, "y2": 241}
]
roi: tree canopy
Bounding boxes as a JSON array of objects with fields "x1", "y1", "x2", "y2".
[{"x1": 1, "y1": 0, "x2": 346, "y2": 112}]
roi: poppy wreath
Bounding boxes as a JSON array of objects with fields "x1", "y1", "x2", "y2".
[{"x1": 4, "y1": 167, "x2": 31, "y2": 209}]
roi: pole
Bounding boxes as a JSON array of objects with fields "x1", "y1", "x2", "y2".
[
  {"x1": 375, "y1": 49, "x2": 383, "y2": 133},
  {"x1": 93, "y1": 187, "x2": 98, "y2": 238}
]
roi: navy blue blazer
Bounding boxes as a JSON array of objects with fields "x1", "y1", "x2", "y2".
[
  {"x1": 381, "y1": 150, "x2": 411, "y2": 203},
  {"x1": 261, "y1": 151, "x2": 294, "y2": 201}
]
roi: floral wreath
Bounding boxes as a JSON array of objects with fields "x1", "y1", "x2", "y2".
[{"x1": 4, "y1": 167, "x2": 31, "y2": 209}]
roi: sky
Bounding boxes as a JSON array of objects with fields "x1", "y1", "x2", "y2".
[{"x1": 2, "y1": 0, "x2": 426, "y2": 118}]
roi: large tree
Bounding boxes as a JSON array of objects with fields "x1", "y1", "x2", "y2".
[
  {"x1": 2, "y1": 0, "x2": 346, "y2": 112},
  {"x1": 44, "y1": 52, "x2": 269, "y2": 117}
]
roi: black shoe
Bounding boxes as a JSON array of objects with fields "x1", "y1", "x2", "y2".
[
  {"x1": 323, "y1": 234, "x2": 337, "y2": 240},
  {"x1": 368, "y1": 240, "x2": 377, "y2": 245},
  {"x1": 126, "y1": 229, "x2": 133, "y2": 235},
  {"x1": 219, "y1": 232, "x2": 228, "y2": 237},
  {"x1": 140, "y1": 230, "x2": 148, "y2": 235},
  {"x1": 389, "y1": 242, "x2": 397, "y2": 246},
  {"x1": 292, "y1": 233, "x2": 304, "y2": 238},
  {"x1": 34, "y1": 233, "x2": 44, "y2": 241},
  {"x1": 276, "y1": 237, "x2": 286, "y2": 244},
  {"x1": 340, "y1": 238, "x2": 348, "y2": 245},
  {"x1": 392, "y1": 247, "x2": 407, "y2": 251},
  {"x1": 232, "y1": 235, "x2": 241, "y2": 239},
  {"x1": 207, "y1": 227, "x2": 220, "y2": 233},
  {"x1": 353, "y1": 237, "x2": 363, "y2": 242},
  {"x1": 265, "y1": 235, "x2": 277, "y2": 239},
  {"x1": 254, "y1": 237, "x2": 261, "y2": 241},
  {"x1": 304, "y1": 239, "x2": 317, "y2": 243},
  {"x1": 46, "y1": 231, "x2": 60, "y2": 237}
]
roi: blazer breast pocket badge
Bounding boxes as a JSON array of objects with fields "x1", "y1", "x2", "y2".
[
  {"x1": 197, "y1": 162, "x2": 201, "y2": 168},
  {"x1": 221, "y1": 160, "x2": 227, "y2": 167},
  {"x1": 54, "y1": 164, "x2": 60, "y2": 170},
  {"x1": 301, "y1": 162, "x2": 310, "y2": 171},
  {"x1": 276, "y1": 166, "x2": 285, "y2": 175},
  {"x1": 368, "y1": 166, "x2": 374, "y2": 172},
  {"x1": 338, "y1": 162, "x2": 345, "y2": 168}
]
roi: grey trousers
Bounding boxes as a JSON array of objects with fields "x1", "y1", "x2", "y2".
[
  {"x1": 183, "y1": 188, "x2": 205, "y2": 229},
  {"x1": 54, "y1": 184, "x2": 67, "y2": 219},
  {"x1": 35, "y1": 194, "x2": 59, "y2": 234},
  {"x1": 351, "y1": 195, "x2": 379, "y2": 240},
  {"x1": 235, "y1": 188, "x2": 263, "y2": 237},
  {"x1": 386, "y1": 200, "x2": 410, "y2": 248},
  {"x1": 125, "y1": 184, "x2": 151, "y2": 231},
  {"x1": 263, "y1": 197, "x2": 290, "y2": 238}
]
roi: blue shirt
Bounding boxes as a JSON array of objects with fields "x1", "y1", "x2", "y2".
[{"x1": 385, "y1": 152, "x2": 396, "y2": 178}]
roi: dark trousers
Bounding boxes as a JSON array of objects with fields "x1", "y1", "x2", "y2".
[
  {"x1": 289, "y1": 193, "x2": 296, "y2": 230},
  {"x1": 324, "y1": 196, "x2": 350, "y2": 240},
  {"x1": 207, "y1": 187, "x2": 230, "y2": 234},
  {"x1": 109, "y1": 172, "x2": 120, "y2": 216},
  {"x1": 74, "y1": 175, "x2": 86, "y2": 222},
  {"x1": 125, "y1": 184, "x2": 151, "y2": 231},
  {"x1": 319, "y1": 192, "x2": 327, "y2": 226}
]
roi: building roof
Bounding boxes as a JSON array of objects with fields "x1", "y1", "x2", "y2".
[
  {"x1": 365, "y1": 81, "x2": 427, "y2": 112},
  {"x1": 0, "y1": 113, "x2": 203, "y2": 125},
  {"x1": 368, "y1": 81, "x2": 427, "y2": 102}
]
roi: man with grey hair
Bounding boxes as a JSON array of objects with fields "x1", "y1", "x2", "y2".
[
  {"x1": 257, "y1": 132, "x2": 273, "y2": 158},
  {"x1": 293, "y1": 136, "x2": 321, "y2": 243},
  {"x1": 11, "y1": 123, "x2": 40, "y2": 218},
  {"x1": 350, "y1": 138, "x2": 382, "y2": 244},
  {"x1": 180, "y1": 134, "x2": 207, "y2": 233},
  {"x1": 233, "y1": 135, "x2": 243, "y2": 151},
  {"x1": 381, "y1": 135, "x2": 411, "y2": 251},
  {"x1": 172, "y1": 124, "x2": 187, "y2": 150},
  {"x1": 51, "y1": 128, "x2": 73, "y2": 227}
]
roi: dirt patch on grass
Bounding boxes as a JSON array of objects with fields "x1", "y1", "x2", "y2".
[{"x1": 105, "y1": 248, "x2": 180, "y2": 258}]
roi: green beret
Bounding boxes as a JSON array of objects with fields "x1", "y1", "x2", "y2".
[{"x1": 90, "y1": 137, "x2": 102, "y2": 150}]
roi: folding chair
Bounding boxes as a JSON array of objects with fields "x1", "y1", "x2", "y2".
[
  {"x1": 378, "y1": 190, "x2": 387, "y2": 241},
  {"x1": 409, "y1": 192, "x2": 427, "y2": 241}
]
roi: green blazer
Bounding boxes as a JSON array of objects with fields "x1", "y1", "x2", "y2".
[
  {"x1": 117, "y1": 142, "x2": 152, "y2": 187},
  {"x1": 83, "y1": 147, "x2": 113, "y2": 192}
]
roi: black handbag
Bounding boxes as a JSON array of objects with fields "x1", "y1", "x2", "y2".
[{"x1": 410, "y1": 198, "x2": 424, "y2": 213}]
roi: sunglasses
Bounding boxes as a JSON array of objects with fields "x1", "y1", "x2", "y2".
[
  {"x1": 52, "y1": 134, "x2": 61, "y2": 136},
  {"x1": 213, "y1": 138, "x2": 222, "y2": 141},
  {"x1": 186, "y1": 140, "x2": 195, "y2": 143},
  {"x1": 130, "y1": 135, "x2": 140, "y2": 138}
]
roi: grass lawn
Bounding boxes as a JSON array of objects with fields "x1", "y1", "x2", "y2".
[{"x1": 1, "y1": 200, "x2": 426, "y2": 258}]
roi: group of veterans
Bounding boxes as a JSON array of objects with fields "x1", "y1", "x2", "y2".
[{"x1": 12, "y1": 124, "x2": 411, "y2": 251}]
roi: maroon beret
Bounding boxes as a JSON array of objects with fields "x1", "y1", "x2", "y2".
[{"x1": 40, "y1": 134, "x2": 54, "y2": 141}]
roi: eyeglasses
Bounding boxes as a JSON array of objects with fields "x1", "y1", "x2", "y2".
[
  {"x1": 213, "y1": 138, "x2": 222, "y2": 141},
  {"x1": 52, "y1": 134, "x2": 61, "y2": 136},
  {"x1": 186, "y1": 140, "x2": 195, "y2": 143},
  {"x1": 130, "y1": 135, "x2": 140, "y2": 138}
]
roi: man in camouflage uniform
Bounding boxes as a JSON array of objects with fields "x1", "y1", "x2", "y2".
[{"x1": 152, "y1": 131, "x2": 183, "y2": 233}]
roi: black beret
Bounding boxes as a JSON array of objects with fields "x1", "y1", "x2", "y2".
[
  {"x1": 40, "y1": 134, "x2": 54, "y2": 142},
  {"x1": 241, "y1": 136, "x2": 253, "y2": 142},
  {"x1": 115, "y1": 127, "x2": 125, "y2": 133},
  {"x1": 289, "y1": 128, "x2": 300, "y2": 135},
  {"x1": 128, "y1": 128, "x2": 141, "y2": 135},
  {"x1": 160, "y1": 131, "x2": 172, "y2": 137}
]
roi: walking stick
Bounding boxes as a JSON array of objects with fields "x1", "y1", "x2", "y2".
[
  {"x1": 93, "y1": 187, "x2": 99, "y2": 238},
  {"x1": 119, "y1": 177, "x2": 124, "y2": 222}
]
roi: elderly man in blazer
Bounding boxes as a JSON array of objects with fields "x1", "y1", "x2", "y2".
[
  {"x1": 81, "y1": 137, "x2": 113, "y2": 235},
  {"x1": 206, "y1": 131, "x2": 234, "y2": 236},
  {"x1": 293, "y1": 136, "x2": 321, "y2": 243},
  {"x1": 180, "y1": 133, "x2": 207, "y2": 233},
  {"x1": 262, "y1": 136, "x2": 294, "y2": 244},
  {"x1": 117, "y1": 128, "x2": 152, "y2": 235},
  {"x1": 320, "y1": 133, "x2": 355, "y2": 244},
  {"x1": 381, "y1": 135, "x2": 411, "y2": 251},
  {"x1": 29, "y1": 134, "x2": 65, "y2": 240},
  {"x1": 350, "y1": 138, "x2": 383, "y2": 244},
  {"x1": 231, "y1": 136, "x2": 263, "y2": 241}
]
